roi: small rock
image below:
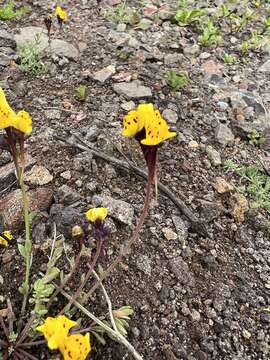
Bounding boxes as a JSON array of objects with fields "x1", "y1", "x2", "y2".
[
  {"x1": 215, "y1": 123, "x2": 234, "y2": 146},
  {"x1": 172, "y1": 216, "x2": 189, "y2": 245},
  {"x1": 2, "y1": 249, "x2": 16, "y2": 264},
  {"x1": 93, "y1": 65, "x2": 116, "y2": 83},
  {"x1": 259, "y1": 60, "x2": 270, "y2": 73},
  {"x1": 57, "y1": 185, "x2": 81, "y2": 205},
  {"x1": 184, "y1": 44, "x2": 200, "y2": 56},
  {"x1": 60, "y1": 170, "x2": 72, "y2": 180},
  {"x1": 162, "y1": 227, "x2": 177, "y2": 240},
  {"x1": 217, "y1": 101, "x2": 229, "y2": 111},
  {"x1": 50, "y1": 204, "x2": 81, "y2": 238},
  {"x1": 164, "y1": 53, "x2": 183, "y2": 65},
  {"x1": 191, "y1": 309, "x2": 201, "y2": 321},
  {"x1": 113, "y1": 81, "x2": 152, "y2": 99},
  {"x1": 121, "y1": 101, "x2": 135, "y2": 111},
  {"x1": 45, "y1": 109, "x2": 61, "y2": 120},
  {"x1": 213, "y1": 177, "x2": 234, "y2": 194},
  {"x1": 116, "y1": 24, "x2": 127, "y2": 32},
  {"x1": 24, "y1": 165, "x2": 53, "y2": 186},
  {"x1": 0, "y1": 188, "x2": 53, "y2": 230},
  {"x1": 242, "y1": 329, "x2": 252, "y2": 339},
  {"x1": 162, "y1": 109, "x2": 178, "y2": 124},
  {"x1": 136, "y1": 254, "x2": 152, "y2": 275},
  {"x1": 188, "y1": 140, "x2": 199, "y2": 149},
  {"x1": 50, "y1": 39, "x2": 79, "y2": 60},
  {"x1": 169, "y1": 257, "x2": 195, "y2": 286},
  {"x1": 92, "y1": 195, "x2": 134, "y2": 225},
  {"x1": 230, "y1": 193, "x2": 249, "y2": 222},
  {"x1": 206, "y1": 146, "x2": 221, "y2": 166}
]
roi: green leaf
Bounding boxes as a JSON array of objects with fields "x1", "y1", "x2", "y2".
[
  {"x1": 91, "y1": 331, "x2": 106, "y2": 345},
  {"x1": 134, "y1": 18, "x2": 152, "y2": 30},
  {"x1": 18, "y1": 244, "x2": 26, "y2": 258}
]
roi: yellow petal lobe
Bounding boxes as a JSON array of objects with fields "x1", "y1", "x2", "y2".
[
  {"x1": 62, "y1": 333, "x2": 91, "y2": 360},
  {"x1": 86, "y1": 208, "x2": 108, "y2": 223}
]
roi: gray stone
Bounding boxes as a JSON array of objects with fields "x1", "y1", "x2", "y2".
[
  {"x1": 0, "y1": 29, "x2": 16, "y2": 48},
  {"x1": 121, "y1": 101, "x2": 136, "y2": 111},
  {"x1": 164, "y1": 53, "x2": 183, "y2": 65},
  {"x1": 14, "y1": 27, "x2": 79, "y2": 60},
  {"x1": 136, "y1": 255, "x2": 152, "y2": 275},
  {"x1": 113, "y1": 81, "x2": 152, "y2": 99},
  {"x1": 215, "y1": 123, "x2": 234, "y2": 146},
  {"x1": 57, "y1": 185, "x2": 81, "y2": 205},
  {"x1": 93, "y1": 65, "x2": 116, "y2": 83},
  {"x1": 45, "y1": 109, "x2": 61, "y2": 120},
  {"x1": 92, "y1": 195, "x2": 134, "y2": 225},
  {"x1": 50, "y1": 204, "x2": 81, "y2": 238},
  {"x1": 50, "y1": 39, "x2": 79, "y2": 60},
  {"x1": 259, "y1": 59, "x2": 270, "y2": 73},
  {"x1": 169, "y1": 257, "x2": 195, "y2": 286},
  {"x1": 116, "y1": 23, "x2": 127, "y2": 32},
  {"x1": 172, "y1": 216, "x2": 189, "y2": 245},
  {"x1": 162, "y1": 109, "x2": 178, "y2": 124},
  {"x1": 81, "y1": 125, "x2": 99, "y2": 141},
  {"x1": 206, "y1": 145, "x2": 222, "y2": 166},
  {"x1": 183, "y1": 44, "x2": 200, "y2": 56},
  {"x1": 14, "y1": 26, "x2": 49, "y2": 52}
]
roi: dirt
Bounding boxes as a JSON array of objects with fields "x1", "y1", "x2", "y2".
[{"x1": 0, "y1": 0, "x2": 270, "y2": 359}]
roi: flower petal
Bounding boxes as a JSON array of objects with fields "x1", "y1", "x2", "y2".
[{"x1": 86, "y1": 208, "x2": 108, "y2": 223}]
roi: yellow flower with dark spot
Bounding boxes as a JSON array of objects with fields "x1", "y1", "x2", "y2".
[
  {"x1": 14, "y1": 110, "x2": 32, "y2": 134},
  {"x1": 122, "y1": 103, "x2": 176, "y2": 146},
  {"x1": 55, "y1": 5, "x2": 67, "y2": 21},
  {"x1": 86, "y1": 208, "x2": 108, "y2": 223},
  {"x1": 0, "y1": 87, "x2": 17, "y2": 129},
  {"x1": 62, "y1": 333, "x2": 91, "y2": 360},
  {"x1": 36, "y1": 315, "x2": 77, "y2": 351},
  {"x1": 0, "y1": 231, "x2": 13, "y2": 247}
]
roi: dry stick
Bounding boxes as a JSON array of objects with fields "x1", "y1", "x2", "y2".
[
  {"x1": 55, "y1": 134, "x2": 208, "y2": 237},
  {"x1": 92, "y1": 270, "x2": 143, "y2": 360},
  {"x1": 0, "y1": 316, "x2": 9, "y2": 339},
  {"x1": 0, "y1": 339, "x2": 8, "y2": 347},
  {"x1": 7, "y1": 298, "x2": 15, "y2": 335},
  {"x1": 17, "y1": 349, "x2": 39, "y2": 360},
  {"x1": 16, "y1": 314, "x2": 36, "y2": 347},
  {"x1": 55, "y1": 286, "x2": 142, "y2": 360},
  {"x1": 58, "y1": 233, "x2": 104, "y2": 315},
  {"x1": 17, "y1": 340, "x2": 45, "y2": 348}
]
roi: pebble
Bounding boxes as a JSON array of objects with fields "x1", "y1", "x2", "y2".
[
  {"x1": 215, "y1": 123, "x2": 235, "y2": 146},
  {"x1": 24, "y1": 165, "x2": 53, "y2": 186},
  {"x1": 113, "y1": 81, "x2": 152, "y2": 99},
  {"x1": 259, "y1": 59, "x2": 270, "y2": 73},
  {"x1": 162, "y1": 227, "x2": 178, "y2": 240},
  {"x1": 60, "y1": 170, "x2": 72, "y2": 180},
  {"x1": 213, "y1": 177, "x2": 234, "y2": 194},
  {"x1": 206, "y1": 146, "x2": 221, "y2": 166},
  {"x1": 93, "y1": 65, "x2": 116, "y2": 83},
  {"x1": 92, "y1": 194, "x2": 134, "y2": 225},
  {"x1": 57, "y1": 184, "x2": 81, "y2": 205},
  {"x1": 242, "y1": 329, "x2": 252, "y2": 339},
  {"x1": 162, "y1": 108, "x2": 178, "y2": 124}
]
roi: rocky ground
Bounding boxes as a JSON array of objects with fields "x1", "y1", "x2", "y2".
[{"x1": 0, "y1": 0, "x2": 270, "y2": 359}]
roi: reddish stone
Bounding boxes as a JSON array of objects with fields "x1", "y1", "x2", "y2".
[{"x1": 0, "y1": 187, "x2": 53, "y2": 231}]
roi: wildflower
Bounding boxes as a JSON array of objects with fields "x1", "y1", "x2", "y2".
[
  {"x1": 55, "y1": 5, "x2": 67, "y2": 26},
  {"x1": 0, "y1": 231, "x2": 13, "y2": 247},
  {"x1": 36, "y1": 315, "x2": 77, "y2": 350},
  {"x1": 122, "y1": 103, "x2": 176, "y2": 146},
  {"x1": 62, "y1": 333, "x2": 91, "y2": 360},
  {"x1": 0, "y1": 87, "x2": 17, "y2": 129},
  {"x1": 44, "y1": 15, "x2": 53, "y2": 36},
  {"x1": 122, "y1": 103, "x2": 176, "y2": 184},
  {"x1": 86, "y1": 207, "x2": 108, "y2": 223},
  {"x1": 14, "y1": 110, "x2": 32, "y2": 134}
]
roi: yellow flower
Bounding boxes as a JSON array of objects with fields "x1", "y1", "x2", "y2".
[
  {"x1": 36, "y1": 315, "x2": 77, "y2": 351},
  {"x1": 62, "y1": 333, "x2": 91, "y2": 360},
  {"x1": 55, "y1": 5, "x2": 67, "y2": 21},
  {"x1": 0, "y1": 87, "x2": 17, "y2": 129},
  {"x1": 14, "y1": 110, "x2": 32, "y2": 134},
  {"x1": 86, "y1": 207, "x2": 108, "y2": 223},
  {"x1": 0, "y1": 231, "x2": 13, "y2": 247},
  {"x1": 141, "y1": 109, "x2": 176, "y2": 146},
  {"x1": 122, "y1": 103, "x2": 176, "y2": 145}
]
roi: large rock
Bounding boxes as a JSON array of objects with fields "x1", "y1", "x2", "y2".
[
  {"x1": 92, "y1": 195, "x2": 134, "y2": 225},
  {"x1": 113, "y1": 81, "x2": 152, "y2": 99},
  {"x1": 14, "y1": 27, "x2": 79, "y2": 60},
  {"x1": 0, "y1": 188, "x2": 53, "y2": 230}
]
